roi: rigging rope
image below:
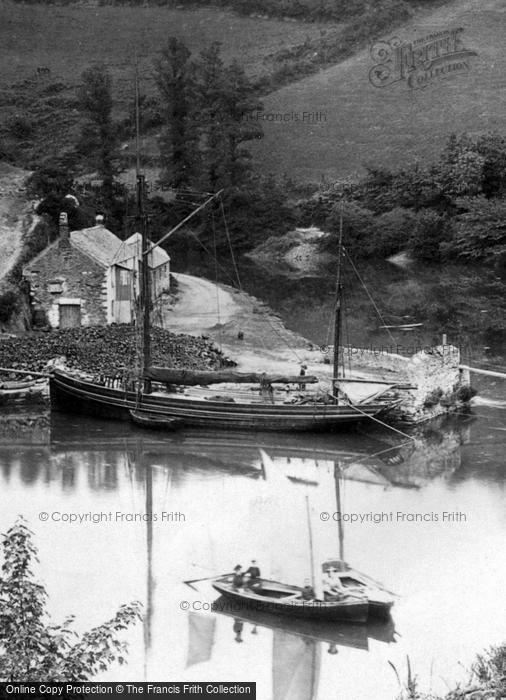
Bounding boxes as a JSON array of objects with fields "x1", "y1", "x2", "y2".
[
  {"x1": 220, "y1": 198, "x2": 243, "y2": 291},
  {"x1": 343, "y1": 248, "x2": 397, "y2": 345},
  {"x1": 211, "y1": 209, "x2": 223, "y2": 351},
  {"x1": 340, "y1": 438, "x2": 416, "y2": 469},
  {"x1": 344, "y1": 402, "x2": 416, "y2": 440}
]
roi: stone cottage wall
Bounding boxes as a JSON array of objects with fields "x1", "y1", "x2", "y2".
[{"x1": 24, "y1": 245, "x2": 108, "y2": 327}]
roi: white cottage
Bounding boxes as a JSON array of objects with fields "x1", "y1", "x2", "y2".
[{"x1": 23, "y1": 214, "x2": 170, "y2": 328}]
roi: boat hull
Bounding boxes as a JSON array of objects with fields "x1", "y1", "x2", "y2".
[
  {"x1": 211, "y1": 578, "x2": 368, "y2": 623},
  {"x1": 49, "y1": 371, "x2": 391, "y2": 433},
  {"x1": 322, "y1": 559, "x2": 395, "y2": 620}
]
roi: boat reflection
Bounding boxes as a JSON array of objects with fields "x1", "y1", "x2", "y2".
[
  {"x1": 206, "y1": 601, "x2": 396, "y2": 649},
  {"x1": 0, "y1": 411, "x2": 477, "y2": 492},
  {"x1": 186, "y1": 606, "x2": 395, "y2": 700}
]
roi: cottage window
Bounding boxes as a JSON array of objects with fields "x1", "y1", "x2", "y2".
[{"x1": 48, "y1": 280, "x2": 63, "y2": 294}]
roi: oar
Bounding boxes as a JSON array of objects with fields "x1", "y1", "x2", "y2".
[{"x1": 183, "y1": 573, "x2": 233, "y2": 591}]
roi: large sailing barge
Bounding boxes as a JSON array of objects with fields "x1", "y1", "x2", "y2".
[{"x1": 50, "y1": 171, "x2": 400, "y2": 431}]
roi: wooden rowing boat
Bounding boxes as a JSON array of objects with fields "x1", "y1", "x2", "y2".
[
  {"x1": 211, "y1": 576, "x2": 369, "y2": 623},
  {"x1": 322, "y1": 560, "x2": 395, "y2": 620},
  {"x1": 129, "y1": 409, "x2": 184, "y2": 430},
  {"x1": 211, "y1": 595, "x2": 396, "y2": 648}
]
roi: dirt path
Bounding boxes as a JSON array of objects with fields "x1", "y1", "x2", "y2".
[
  {"x1": 164, "y1": 272, "x2": 408, "y2": 383},
  {"x1": 0, "y1": 163, "x2": 34, "y2": 281}
]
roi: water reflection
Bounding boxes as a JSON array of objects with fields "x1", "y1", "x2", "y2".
[
  {"x1": 0, "y1": 408, "x2": 504, "y2": 699},
  {"x1": 0, "y1": 412, "x2": 481, "y2": 492}
]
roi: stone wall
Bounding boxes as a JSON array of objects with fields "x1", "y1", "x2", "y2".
[
  {"x1": 401, "y1": 345, "x2": 470, "y2": 422},
  {"x1": 24, "y1": 244, "x2": 108, "y2": 327}
]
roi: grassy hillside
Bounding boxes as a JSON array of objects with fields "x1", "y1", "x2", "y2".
[
  {"x1": 0, "y1": 1, "x2": 326, "y2": 101},
  {"x1": 0, "y1": 0, "x2": 332, "y2": 165},
  {"x1": 251, "y1": 0, "x2": 506, "y2": 180}
]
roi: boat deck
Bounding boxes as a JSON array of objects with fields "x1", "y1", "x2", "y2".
[{"x1": 153, "y1": 384, "x2": 326, "y2": 406}]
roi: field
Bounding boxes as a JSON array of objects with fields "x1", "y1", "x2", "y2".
[
  {"x1": 2, "y1": 0, "x2": 506, "y2": 182},
  {"x1": 0, "y1": 1, "x2": 328, "y2": 105},
  {"x1": 251, "y1": 0, "x2": 506, "y2": 180}
]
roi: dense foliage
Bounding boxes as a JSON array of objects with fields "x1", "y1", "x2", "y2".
[
  {"x1": 299, "y1": 131, "x2": 506, "y2": 264},
  {"x1": 0, "y1": 520, "x2": 142, "y2": 682},
  {"x1": 8, "y1": 0, "x2": 435, "y2": 24}
]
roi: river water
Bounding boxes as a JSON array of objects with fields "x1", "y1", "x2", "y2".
[{"x1": 0, "y1": 259, "x2": 505, "y2": 699}]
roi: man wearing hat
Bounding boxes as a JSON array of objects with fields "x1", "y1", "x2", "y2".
[
  {"x1": 245, "y1": 560, "x2": 261, "y2": 591},
  {"x1": 232, "y1": 565, "x2": 244, "y2": 590},
  {"x1": 245, "y1": 559, "x2": 260, "y2": 581}
]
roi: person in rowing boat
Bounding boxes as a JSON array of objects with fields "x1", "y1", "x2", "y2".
[
  {"x1": 245, "y1": 560, "x2": 262, "y2": 592},
  {"x1": 323, "y1": 568, "x2": 346, "y2": 600},
  {"x1": 232, "y1": 565, "x2": 244, "y2": 589},
  {"x1": 301, "y1": 580, "x2": 315, "y2": 600}
]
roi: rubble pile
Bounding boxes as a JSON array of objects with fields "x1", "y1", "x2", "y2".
[{"x1": 0, "y1": 326, "x2": 234, "y2": 375}]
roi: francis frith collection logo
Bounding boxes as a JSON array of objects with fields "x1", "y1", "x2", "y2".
[{"x1": 369, "y1": 28, "x2": 477, "y2": 90}]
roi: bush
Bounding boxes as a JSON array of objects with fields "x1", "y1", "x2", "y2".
[
  {"x1": 408, "y1": 210, "x2": 450, "y2": 262},
  {"x1": 0, "y1": 519, "x2": 142, "y2": 682},
  {"x1": 442, "y1": 197, "x2": 506, "y2": 261},
  {"x1": 324, "y1": 201, "x2": 376, "y2": 258},
  {"x1": 373, "y1": 207, "x2": 416, "y2": 256},
  {"x1": 26, "y1": 162, "x2": 75, "y2": 199}
]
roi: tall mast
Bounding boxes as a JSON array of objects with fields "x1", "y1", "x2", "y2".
[
  {"x1": 333, "y1": 461, "x2": 345, "y2": 571},
  {"x1": 333, "y1": 198, "x2": 344, "y2": 399},
  {"x1": 305, "y1": 494, "x2": 323, "y2": 600},
  {"x1": 138, "y1": 174, "x2": 151, "y2": 393},
  {"x1": 134, "y1": 58, "x2": 151, "y2": 393}
]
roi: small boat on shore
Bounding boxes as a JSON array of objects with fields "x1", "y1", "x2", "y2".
[{"x1": 211, "y1": 576, "x2": 369, "y2": 623}]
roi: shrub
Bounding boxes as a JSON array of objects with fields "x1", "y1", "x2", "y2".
[
  {"x1": 408, "y1": 210, "x2": 450, "y2": 262},
  {"x1": 442, "y1": 197, "x2": 506, "y2": 261},
  {"x1": 324, "y1": 201, "x2": 376, "y2": 258},
  {"x1": 0, "y1": 519, "x2": 142, "y2": 682},
  {"x1": 373, "y1": 207, "x2": 416, "y2": 257}
]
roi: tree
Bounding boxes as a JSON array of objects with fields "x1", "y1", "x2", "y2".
[
  {"x1": 193, "y1": 42, "x2": 228, "y2": 192},
  {"x1": 434, "y1": 133, "x2": 485, "y2": 199},
  {"x1": 193, "y1": 43, "x2": 263, "y2": 191},
  {"x1": 392, "y1": 162, "x2": 439, "y2": 212},
  {"x1": 408, "y1": 210, "x2": 450, "y2": 262},
  {"x1": 324, "y1": 201, "x2": 376, "y2": 258},
  {"x1": 0, "y1": 519, "x2": 141, "y2": 682},
  {"x1": 77, "y1": 65, "x2": 120, "y2": 199},
  {"x1": 475, "y1": 132, "x2": 506, "y2": 198},
  {"x1": 155, "y1": 38, "x2": 199, "y2": 190},
  {"x1": 220, "y1": 59, "x2": 263, "y2": 187},
  {"x1": 442, "y1": 197, "x2": 506, "y2": 261}
]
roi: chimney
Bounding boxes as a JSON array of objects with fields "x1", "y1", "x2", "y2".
[
  {"x1": 95, "y1": 213, "x2": 104, "y2": 226},
  {"x1": 58, "y1": 212, "x2": 70, "y2": 249}
]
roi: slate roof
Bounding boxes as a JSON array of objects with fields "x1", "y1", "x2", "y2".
[{"x1": 70, "y1": 225, "x2": 123, "y2": 268}]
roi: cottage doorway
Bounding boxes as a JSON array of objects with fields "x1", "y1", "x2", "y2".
[{"x1": 59, "y1": 303, "x2": 81, "y2": 328}]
